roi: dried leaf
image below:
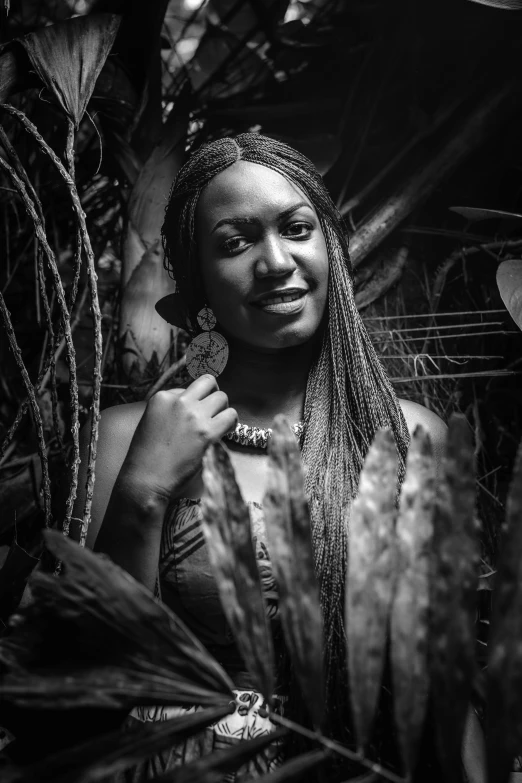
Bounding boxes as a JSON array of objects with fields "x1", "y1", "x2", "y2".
[
  {"x1": 345, "y1": 429, "x2": 399, "y2": 751},
  {"x1": 18, "y1": 14, "x2": 120, "y2": 127},
  {"x1": 497, "y1": 259, "x2": 522, "y2": 330},
  {"x1": 0, "y1": 531, "x2": 234, "y2": 710},
  {"x1": 354, "y1": 248, "x2": 408, "y2": 310},
  {"x1": 486, "y1": 442, "x2": 522, "y2": 783},
  {"x1": 262, "y1": 415, "x2": 324, "y2": 729},
  {"x1": 155, "y1": 728, "x2": 288, "y2": 782},
  {"x1": 5, "y1": 705, "x2": 232, "y2": 783},
  {"x1": 254, "y1": 749, "x2": 329, "y2": 782},
  {"x1": 201, "y1": 441, "x2": 275, "y2": 702},
  {"x1": 390, "y1": 426, "x2": 436, "y2": 777},
  {"x1": 429, "y1": 414, "x2": 479, "y2": 783}
]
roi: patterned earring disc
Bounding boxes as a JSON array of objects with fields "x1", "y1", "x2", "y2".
[
  {"x1": 196, "y1": 306, "x2": 216, "y2": 331},
  {"x1": 186, "y1": 331, "x2": 229, "y2": 379}
]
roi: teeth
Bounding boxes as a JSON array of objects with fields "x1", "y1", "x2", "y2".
[{"x1": 259, "y1": 292, "x2": 303, "y2": 305}]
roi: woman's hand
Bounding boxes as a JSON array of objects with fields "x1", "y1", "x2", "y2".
[{"x1": 119, "y1": 374, "x2": 237, "y2": 504}]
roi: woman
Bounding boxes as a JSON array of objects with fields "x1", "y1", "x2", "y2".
[{"x1": 75, "y1": 134, "x2": 446, "y2": 779}]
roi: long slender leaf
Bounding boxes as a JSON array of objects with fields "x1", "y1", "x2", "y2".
[
  {"x1": 486, "y1": 442, "x2": 522, "y2": 783},
  {"x1": 155, "y1": 727, "x2": 288, "y2": 782},
  {"x1": 18, "y1": 15, "x2": 121, "y2": 127},
  {"x1": 390, "y1": 426, "x2": 436, "y2": 777},
  {"x1": 262, "y1": 415, "x2": 324, "y2": 730},
  {"x1": 254, "y1": 749, "x2": 329, "y2": 782},
  {"x1": 0, "y1": 532, "x2": 234, "y2": 710},
  {"x1": 466, "y1": 0, "x2": 522, "y2": 7},
  {"x1": 5, "y1": 705, "x2": 232, "y2": 783},
  {"x1": 429, "y1": 414, "x2": 479, "y2": 783},
  {"x1": 201, "y1": 441, "x2": 275, "y2": 702},
  {"x1": 345, "y1": 429, "x2": 399, "y2": 752}
]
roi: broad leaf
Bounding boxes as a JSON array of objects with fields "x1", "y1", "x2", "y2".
[
  {"x1": 5, "y1": 705, "x2": 232, "y2": 783},
  {"x1": 263, "y1": 415, "x2": 325, "y2": 730},
  {"x1": 390, "y1": 426, "x2": 436, "y2": 777},
  {"x1": 201, "y1": 441, "x2": 275, "y2": 702},
  {"x1": 466, "y1": 0, "x2": 522, "y2": 7},
  {"x1": 429, "y1": 415, "x2": 479, "y2": 783},
  {"x1": 449, "y1": 206, "x2": 522, "y2": 221},
  {"x1": 345, "y1": 429, "x2": 399, "y2": 752},
  {"x1": 0, "y1": 541, "x2": 40, "y2": 624},
  {"x1": 17, "y1": 14, "x2": 120, "y2": 127},
  {"x1": 154, "y1": 728, "x2": 288, "y2": 782},
  {"x1": 497, "y1": 259, "x2": 522, "y2": 330},
  {"x1": 0, "y1": 531, "x2": 234, "y2": 710},
  {"x1": 486, "y1": 442, "x2": 522, "y2": 783}
]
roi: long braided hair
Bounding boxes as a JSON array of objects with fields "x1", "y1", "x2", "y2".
[{"x1": 162, "y1": 133, "x2": 410, "y2": 734}]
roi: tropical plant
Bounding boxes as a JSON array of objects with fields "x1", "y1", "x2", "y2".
[{"x1": 0, "y1": 417, "x2": 521, "y2": 782}]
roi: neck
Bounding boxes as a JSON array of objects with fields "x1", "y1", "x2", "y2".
[{"x1": 217, "y1": 337, "x2": 320, "y2": 428}]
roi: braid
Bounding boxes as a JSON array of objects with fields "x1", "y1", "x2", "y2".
[{"x1": 161, "y1": 133, "x2": 410, "y2": 737}]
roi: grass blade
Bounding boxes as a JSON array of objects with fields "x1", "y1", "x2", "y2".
[
  {"x1": 262, "y1": 415, "x2": 324, "y2": 730},
  {"x1": 486, "y1": 442, "x2": 522, "y2": 783},
  {"x1": 390, "y1": 426, "x2": 436, "y2": 777},
  {"x1": 201, "y1": 441, "x2": 275, "y2": 702},
  {"x1": 345, "y1": 428, "x2": 399, "y2": 752},
  {"x1": 429, "y1": 414, "x2": 479, "y2": 783}
]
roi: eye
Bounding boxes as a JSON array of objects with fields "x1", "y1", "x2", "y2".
[
  {"x1": 283, "y1": 221, "x2": 313, "y2": 239},
  {"x1": 220, "y1": 235, "x2": 251, "y2": 255}
]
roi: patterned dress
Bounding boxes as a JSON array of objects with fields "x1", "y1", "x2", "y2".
[{"x1": 116, "y1": 498, "x2": 286, "y2": 782}]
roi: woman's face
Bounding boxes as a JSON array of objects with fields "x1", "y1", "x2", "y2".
[{"x1": 194, "y1": 160, "x2": 329, "y2": 352}]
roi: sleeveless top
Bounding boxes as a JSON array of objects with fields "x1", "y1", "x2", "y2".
[{"x1": 118, "y1": 498, "x2": 286, "y2": 783}]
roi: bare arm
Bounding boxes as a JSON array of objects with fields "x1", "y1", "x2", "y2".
[{"x1": 73, "y1": 375, "x2": 237, "y2": 592}]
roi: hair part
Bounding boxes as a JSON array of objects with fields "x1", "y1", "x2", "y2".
[{"x1": 162, "y1": 133, "x2": 410, "y2": 738}]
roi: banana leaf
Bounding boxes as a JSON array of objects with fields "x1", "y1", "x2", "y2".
[
  {"x1": 262, "y1": 415, "x2": 324, "y2": 730},
  {"x1": 254, "y1": 749, "x2": 329, "y2": 782},
  {"x1": 0, "y1": 531, "x2": 234, "y2": 710},
  {"x1": 486, "y1": 442, "x2": 522, "y2": 783},
  {"x1": 390, "y1": 426, "x2": 436, "y2": 777},
  {"x1": 16, "y1": 14, "x2": 121, "y2": 127},
  {"x1": 429, "y1": 414, "x2": 479, "y2": 783},
  {"x1": 497, "y1": 259, "x2": 522, "y2": 330},
  {"x1": 345, "y1": 429, "x2": 399, "y2": 752},
  {"x1": 201, "y1": 441, "x2": 275, "y2": 702},
  {"x1": 4, "y1": 705, "x2": 232, "y2": 783}
]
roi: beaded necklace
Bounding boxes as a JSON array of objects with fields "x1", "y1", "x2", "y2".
[{"x1": 224, "y1": 421, "x2": 305, "y2": 449}]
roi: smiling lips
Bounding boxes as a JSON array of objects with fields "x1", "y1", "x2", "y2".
[{"x1": 252, "y1": 288, "x2": 308, "y2": 314}]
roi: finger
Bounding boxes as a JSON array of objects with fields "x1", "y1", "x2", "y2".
[
  {"x1": 208, "y1": 408, "x2": 238, "y2": 442},
  {"x1": 199, "y1": 390, "x2": 230, "y2": 419},
  {"x1": 181, "y1": 373, "x2": 219, "y2": 402}
]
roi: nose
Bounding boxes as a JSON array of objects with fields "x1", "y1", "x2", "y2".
[{"x1": 254, "y1": 233, "x2": 297, "y2": 279}]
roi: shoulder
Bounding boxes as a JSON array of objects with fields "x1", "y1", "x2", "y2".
[{"x1": 398, "y1": 398, "x2": 447, "y2": 466}]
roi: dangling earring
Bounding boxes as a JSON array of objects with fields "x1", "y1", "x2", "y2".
[{"x1": 185, "y1": 306, "x2": 229, "y2": 380}]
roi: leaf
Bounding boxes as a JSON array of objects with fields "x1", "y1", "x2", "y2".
[
  {"x1": 154, "y1": 728, "x2": 288, "y2": 782},
  {"x1": 200, "y1": 441, "x2": 275, "y2": 702},
  {"x1": 486, "y1": 442, "x2": 522, "y2": 783},
  {"x1": 345, "y1": 429, "x2": 399, "y2": 752},
  {"x1": 354, "y1": 248, "x2": 408, "y2": 310},
  {"x1": 466, "y1": 0, "x2": 522, "y2": 8},
  {"x1": 0, "y1": 541, "x2": 40, "y2": 623},
  {"x1": 262, "y1": 415, "x2": 324, "y2": 729},
  {"x1": 429, "y1": 414, "x2": 479, "y2": 783},
  {"x1": 449, "y1": 206, "x2": 522, "y2": 221},
  {"x1": 0, "y1": 531, "x2": 234, "y2": 710},
  {"x1": 17, "y1": 14, "x2": 121, "y2": 127},
  {"x1": 0, "y1": 459, "x2": 41, "y2": 534},
  {"x1": 254, "y1": 749, "x2": 329, "y2": 782},
  {"x1": 497, "y1": 259, "x2": 522, "y2": 330},
  {"x1": 5, "y1": 705, "x2": 232, "y2": 783},
  {"x1": 390, "y1": 426, "x2": 436, "y2": 777}
]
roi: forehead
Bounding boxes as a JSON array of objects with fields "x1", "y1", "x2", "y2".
[{"x1": 195, "y1": 160, "x2": 314, "y2": 229}]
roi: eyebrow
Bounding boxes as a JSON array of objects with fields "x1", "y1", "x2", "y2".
[{"x1": 210, "y1": 201, "x2": 312, "y2": 234}]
